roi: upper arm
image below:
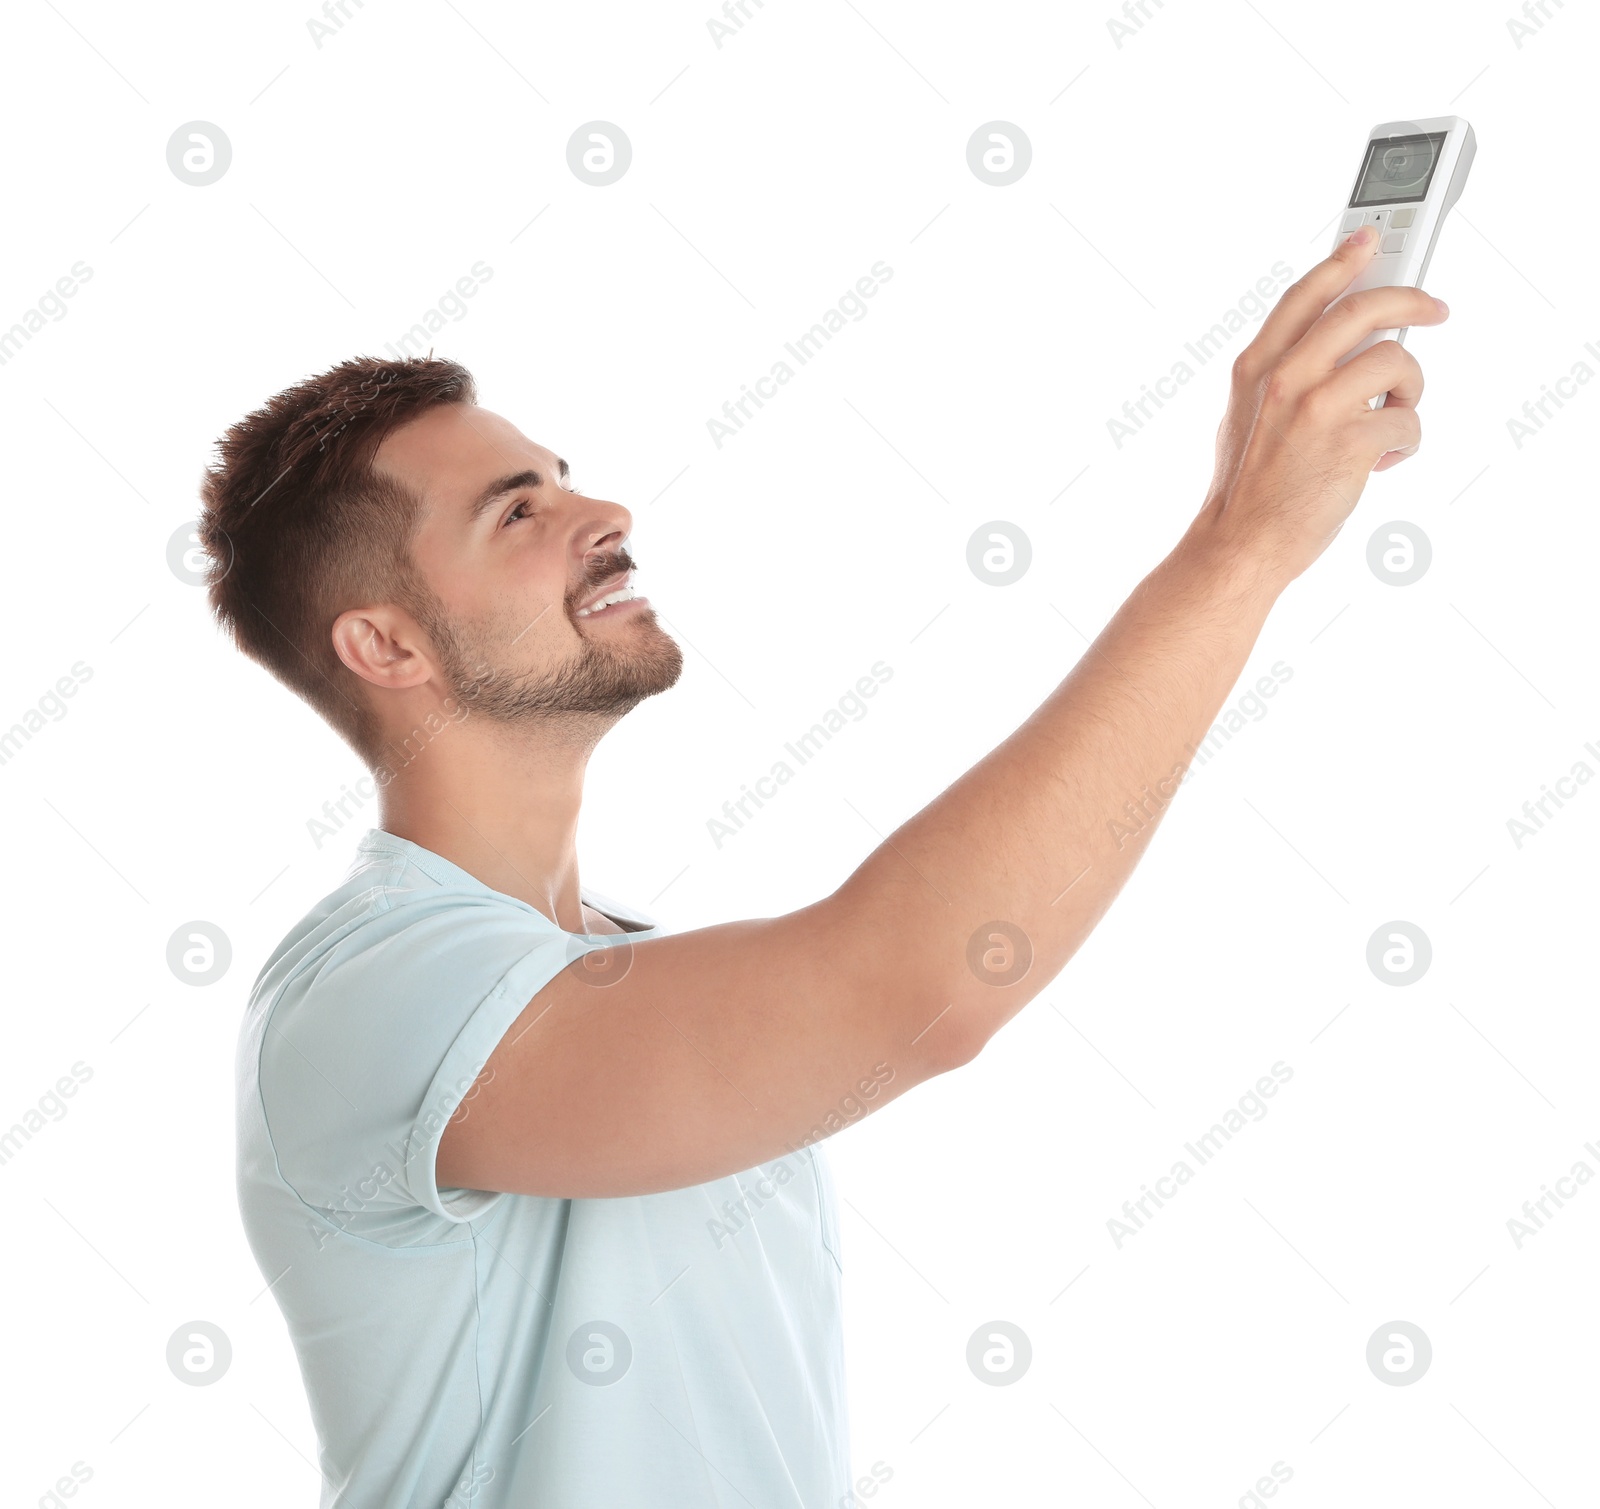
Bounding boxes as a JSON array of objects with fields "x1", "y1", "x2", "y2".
[{"x1": 435, "y1": 894, "x2": 967, "y2": 1199}]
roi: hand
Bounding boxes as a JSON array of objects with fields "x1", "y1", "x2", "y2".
[{"x1": 1199, "y1": 226, "x2": 1449, "y2": 586}]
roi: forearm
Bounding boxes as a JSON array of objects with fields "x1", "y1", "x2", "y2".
[
  {"x1": 437, "y1": 233, "x2": 1443, "y2": 1198},
  {"x1": 833, "y1": 505, "x2": 1285, "y2": 1061}
]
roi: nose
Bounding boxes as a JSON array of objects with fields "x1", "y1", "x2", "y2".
[{"x1": 578, "y1": 497, "x2": 634, "y2": 568}]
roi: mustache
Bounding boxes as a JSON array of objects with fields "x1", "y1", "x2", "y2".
[{"x1": 567, "y1": 548, "x2": 637, "y2": 610}]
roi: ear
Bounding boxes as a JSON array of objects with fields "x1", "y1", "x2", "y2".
[{"x1": 331, "y1": 604, "x2": 436, "y2": 692}]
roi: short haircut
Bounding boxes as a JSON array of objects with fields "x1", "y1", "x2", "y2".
[{"x1": 197, "y1": 355, "x2": 475, "y2": 763}]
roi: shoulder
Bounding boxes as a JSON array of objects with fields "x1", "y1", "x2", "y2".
[
  {"x1": 238, "y1": 834, "x2": 575, "y2": 1216},
  {"x1": 243, "y1": 835, "x2": 569, "y2": 1110},
  {"x1": 249, "y1": 835, "x2": 546, "y2": 1013}
]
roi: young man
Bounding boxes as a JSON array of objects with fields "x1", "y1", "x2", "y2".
[{"x1": 203, "y1": 225, "x2": 1442, "y2": 1507}]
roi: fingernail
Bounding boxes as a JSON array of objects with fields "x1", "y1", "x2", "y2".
[
  {"x1": 1434, "y1": 297, "x2": 1449, "y2": 316},
  {"x1": 1345, "y1": 225, "x2": 1373, "y2": 246}
]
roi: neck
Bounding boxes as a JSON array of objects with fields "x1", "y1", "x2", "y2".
[{"x1": 375, "y1": 715, "x2": 612, "y2": 932}]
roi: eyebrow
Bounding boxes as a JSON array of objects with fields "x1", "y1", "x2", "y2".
[{"x1": 466, "y1": 458, "x2": 569, "y2": 523}]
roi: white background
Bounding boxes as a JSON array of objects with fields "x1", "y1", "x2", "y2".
[{"x1": 2, "y1": 0, "x2": 1596, "y2": 1504}]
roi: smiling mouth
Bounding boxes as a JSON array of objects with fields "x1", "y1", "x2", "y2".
[{"x1": 576, "y1": 587, "x2": 646, "y2": 618}]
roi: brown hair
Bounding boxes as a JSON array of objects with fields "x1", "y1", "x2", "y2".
[{"x1": 197, "y1": 355, "x2": 475, "y2": 762}]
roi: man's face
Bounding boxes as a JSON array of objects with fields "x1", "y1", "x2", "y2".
[{"x1": 371, "y1": 402, "x2": 683, "y2": 728}]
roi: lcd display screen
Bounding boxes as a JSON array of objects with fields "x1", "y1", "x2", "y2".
[{"x1": 1350, "y1": 132, "x2": 1447, "y2": 207}]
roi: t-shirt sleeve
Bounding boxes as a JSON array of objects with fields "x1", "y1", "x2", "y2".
[{"x1": 256, "y1": 887, "x2": 580, "y2": 1233}]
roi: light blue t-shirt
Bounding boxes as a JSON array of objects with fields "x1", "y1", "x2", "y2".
[{"x1": 237, "y1": 828, "x2": 848, "y2": 1507}]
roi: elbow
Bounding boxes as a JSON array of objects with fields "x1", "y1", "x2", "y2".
[{"x1": 915, "y1": 1004, "x2": 990, "y2": 1079}]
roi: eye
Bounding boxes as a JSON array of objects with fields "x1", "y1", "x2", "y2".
[{"x1": 504, "y1": 498, "x2": 535, "y2": 526}]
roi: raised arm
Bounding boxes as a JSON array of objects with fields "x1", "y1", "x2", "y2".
[{"x1": 437, "y1": 227, "x2": 1446, "y2": 1199}]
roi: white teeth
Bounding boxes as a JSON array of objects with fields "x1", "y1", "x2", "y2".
[{"x1": 577, "y1": 587, "x2": 638, "y2": 617}]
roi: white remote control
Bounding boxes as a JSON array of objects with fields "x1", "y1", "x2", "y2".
[{"x1": 1328, "y1": 116, "x2": 1476, "y2": 405}]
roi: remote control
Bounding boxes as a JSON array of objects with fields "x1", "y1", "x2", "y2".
[{"x1": 1328, "y1": 116, "x2": 1475, "y2": 405}]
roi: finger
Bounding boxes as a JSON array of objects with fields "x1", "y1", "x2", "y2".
[
  {"x1": 1294, "y1": 286, "x2": 1448, "y2": 373},
  {"x1": 1236, "y1": 227, "x2": 1380, "y2": 379},
  {"x1": 1361, "y1": 404, "x2": 1422, "y2": 468},
  {"x1": 1325, "y1": 339, "x2": 1424, "y2": 412}
]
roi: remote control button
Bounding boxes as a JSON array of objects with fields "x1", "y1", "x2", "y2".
[
  {"x1": 1341, "y1": 210, "x2": 1363, "y2": 232},
  {"x1": 1390, "y1": 207, "x2": 1416, "y2": 228},
  {"x1": 1380, "y1": 231, "x2": 1408, "y2": 254}
]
